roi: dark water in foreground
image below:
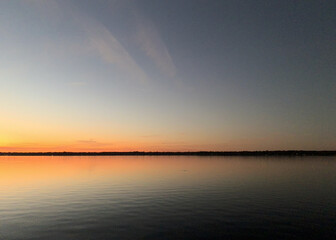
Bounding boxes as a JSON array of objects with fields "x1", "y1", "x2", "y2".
[{"x1": 1, "y1": 156, "x2": 336, "y2": 240}]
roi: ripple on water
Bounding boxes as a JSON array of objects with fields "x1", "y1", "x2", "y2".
[{"x1": 1, "y1": 156, "x2": 336, "y2": 239}]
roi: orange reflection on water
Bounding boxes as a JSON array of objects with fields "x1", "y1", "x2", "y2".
[
  {"x1": 0, "y1": 156, "x2": 259, "y2": 192},
  {"x1": 2, "y1": 155, "x2": 322, "y2": 196}
]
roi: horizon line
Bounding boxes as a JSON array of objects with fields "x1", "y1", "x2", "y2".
[{"x1": 1, "y1": 150, "x2": 335, "y2": 156}]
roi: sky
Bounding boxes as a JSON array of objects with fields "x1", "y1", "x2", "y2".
[{"x1": 0, "y1": 0, "x2": 335, "y2": 152}]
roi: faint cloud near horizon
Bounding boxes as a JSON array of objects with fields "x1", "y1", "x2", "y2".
[
  {"x1": 77, "y1": 139, "x2": 98, "y2": 144},
  {"x1": 76, "y1": 139, "x2": 114, "y2": 147}
]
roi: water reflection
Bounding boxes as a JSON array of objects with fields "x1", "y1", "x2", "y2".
[{"x1": 1, "y1": 156, "x2": 336, "y2": 239}]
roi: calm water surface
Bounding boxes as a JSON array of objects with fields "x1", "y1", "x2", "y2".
[{"x1": 1, "y1": 156, "x2": 336, "y2": 239}]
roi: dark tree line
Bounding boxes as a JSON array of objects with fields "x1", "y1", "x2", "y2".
[{"x1": 0, "y1": 151, "x2": 335, "y2": 156}]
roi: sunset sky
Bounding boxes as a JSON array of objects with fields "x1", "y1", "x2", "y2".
[{"x1": 1, "y1": 0, "x2": 335, "y2": 152}]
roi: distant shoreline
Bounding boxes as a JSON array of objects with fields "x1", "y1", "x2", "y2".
[{"x1": 0, "y1": 151, "x2": 335, "y2": 156}]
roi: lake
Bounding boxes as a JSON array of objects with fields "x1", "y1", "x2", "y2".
[{"x1": 1, "y1": 156, "x2": 335, "y2": 239}]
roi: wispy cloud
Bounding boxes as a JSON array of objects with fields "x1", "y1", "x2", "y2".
[
  {"x1": 29, "y1": 0, "x2": 150, "y2": 84},
  {"x1": 81, "y1": 18, "x2": 149, "y2": 84},
  {"x1": 29, "y1": 0, "x2": 177, "y2": 84},
  {"x1": 133, "y1": 8, "x2": 177, "y2": 77},
  {"x1": 105, "y1": 0, "x2": 177, "y2": 78}
]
